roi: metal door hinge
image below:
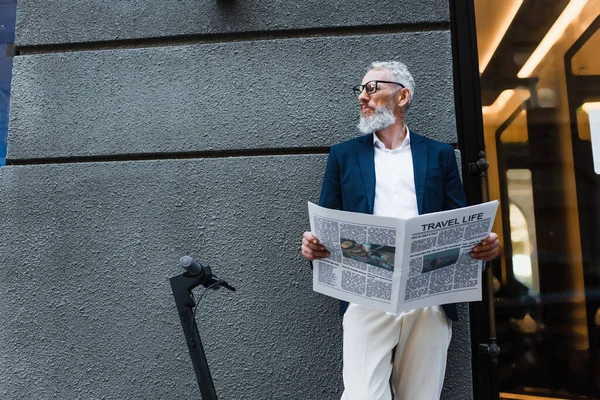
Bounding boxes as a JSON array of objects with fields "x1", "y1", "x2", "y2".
[{"x1": 469, "y1": 151, "x2": 489, "y2": 175}]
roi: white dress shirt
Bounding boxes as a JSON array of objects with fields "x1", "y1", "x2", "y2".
[{"x1": 372, "y1": 127, "x2": 419, "y2": 219}]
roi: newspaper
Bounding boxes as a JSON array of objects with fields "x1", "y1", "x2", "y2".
[{"x1": 308, "y1": 201, "x2": 499, "y2": 314}]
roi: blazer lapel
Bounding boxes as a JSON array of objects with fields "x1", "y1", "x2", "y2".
[
  {"x1": 356, "y1": 134, "x2": 375, "y2": 214},
  {"x1": 410, "y1": 132, "x2": 427, "y2": 215}
]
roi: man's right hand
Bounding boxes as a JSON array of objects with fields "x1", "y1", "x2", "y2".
[{"x1": 301, "y1": 231, "x2": 330, "y2": 260}]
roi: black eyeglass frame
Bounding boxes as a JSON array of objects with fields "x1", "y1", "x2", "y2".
[{"x1": 353, "y1": 80, "x2": 405, "y2": 96}]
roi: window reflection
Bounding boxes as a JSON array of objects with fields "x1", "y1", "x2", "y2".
[
  {"x1": 475, "y1": 0, "x2": 600, "y2": 397},
  {"x1": 578, "y1": 102, "x2": 600, "y2": 174},
  {"x1": 506, "y1": 169, "x2": 539, "y2": 295}
]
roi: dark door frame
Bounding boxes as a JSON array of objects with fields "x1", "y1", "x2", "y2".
[{"x1": 449, "y1": 1, "x2": 497, "y2": 399}]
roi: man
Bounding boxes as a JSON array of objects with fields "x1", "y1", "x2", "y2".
[{"x1": 301, "y1": 61, "x2": 499, "y2": 400}]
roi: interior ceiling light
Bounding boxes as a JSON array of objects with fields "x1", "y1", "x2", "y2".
[
  {"x1": 480, "y1": 0, "x2": 523, "y2": 74},
  {"x1": 518, "y1": 0, "x2": 588, "y2": 78},
  {"x1": 482, "y1": 90, "x2": 516, "y2": 114},
  {"x1": 582, "y1": 102, "x2": 600, "y2": 112}
]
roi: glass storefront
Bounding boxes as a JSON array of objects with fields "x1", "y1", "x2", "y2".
[
  {"x1": 0, "y1": 0, "x2": 16, "y2": 167},
  {"x1": 473, "y1": 0, "x2": 600, "y2": 398}
]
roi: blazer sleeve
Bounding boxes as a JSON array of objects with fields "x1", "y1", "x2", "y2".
[
  {"x1": 318, "y1": 145, "x2": 343, "y2": 210},
  {"x1": 443, "y1": 146, "x2": 468, "y2": 210}
]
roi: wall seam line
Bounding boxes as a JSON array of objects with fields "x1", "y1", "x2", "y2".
[
  {"x1": 6, "y1": 142, "x2": 460, "y2": 166},
  {"x1": 15, "y1": 22, "x2": 451, "y2": 55},
  {"x1": 6, "y1": 147, "x2": 333, "y2": 166}
]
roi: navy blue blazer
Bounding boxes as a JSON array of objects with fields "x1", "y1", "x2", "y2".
[{"x1": 318, "y1": 131, "x2": 467, "y2": 321}]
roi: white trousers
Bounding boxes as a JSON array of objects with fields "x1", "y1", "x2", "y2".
[{"x1": 340, "y1": 303, "x2": 452, "y2": 400}]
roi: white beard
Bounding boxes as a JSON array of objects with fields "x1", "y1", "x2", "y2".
[{"x1": 357, "y1": 106, "x2": 396, "y2": 134}]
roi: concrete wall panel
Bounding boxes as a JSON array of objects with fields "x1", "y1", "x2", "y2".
[
  {"x1": 444, "y1": 303, "x2": 474, "y2": 399},
  {"x1": 8, "y1": 32, "x2": 456, "y2": 161},
  {"x1": 15, "y1": 0, "x2": 449, "y2": 46},
  {"x1": 0, "y1": 152, "x2": 475, "y2": 400},
  {"x1": 5, "y1": 0, "x2": 475, "y2": 398},
  {"x1": 0, "y1": 156, "x2": 346, "y2": 399}
]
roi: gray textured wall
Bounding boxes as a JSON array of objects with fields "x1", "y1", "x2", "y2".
[
  {"x1": 15, "y1": 0, "x2": 449, "y2": 45},
  {"x1": 8, "y1": 32, "x2": 456, "y2": 160},
  {"x1": 1, "y1": 0, "x2": 473, "y2": 399}
]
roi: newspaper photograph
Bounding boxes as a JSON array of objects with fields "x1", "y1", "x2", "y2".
[{"x1": 308, "y1": 200, "x2": 499, "y2": 314}]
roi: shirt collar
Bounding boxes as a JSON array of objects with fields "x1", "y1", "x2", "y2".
[{"x1": 373, "y1": 126, "x2": 411, "y2": 150}]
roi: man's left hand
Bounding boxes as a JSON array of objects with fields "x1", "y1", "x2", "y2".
[{"x1": 470, "y1": 232, "x2": 500, "y2": 262}]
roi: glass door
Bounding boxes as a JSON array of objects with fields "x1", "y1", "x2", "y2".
[{"x1": 470, "y1": 0, "x2": 600, "y2": 398}]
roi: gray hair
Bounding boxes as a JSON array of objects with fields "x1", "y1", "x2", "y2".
[{"x1": 369, "y1": 61, "x2": 415, "y2": 109}]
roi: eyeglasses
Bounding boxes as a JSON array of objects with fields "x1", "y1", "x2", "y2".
[{"x1": 353, "y1": 80, "x2": 405, "y2": 96}]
